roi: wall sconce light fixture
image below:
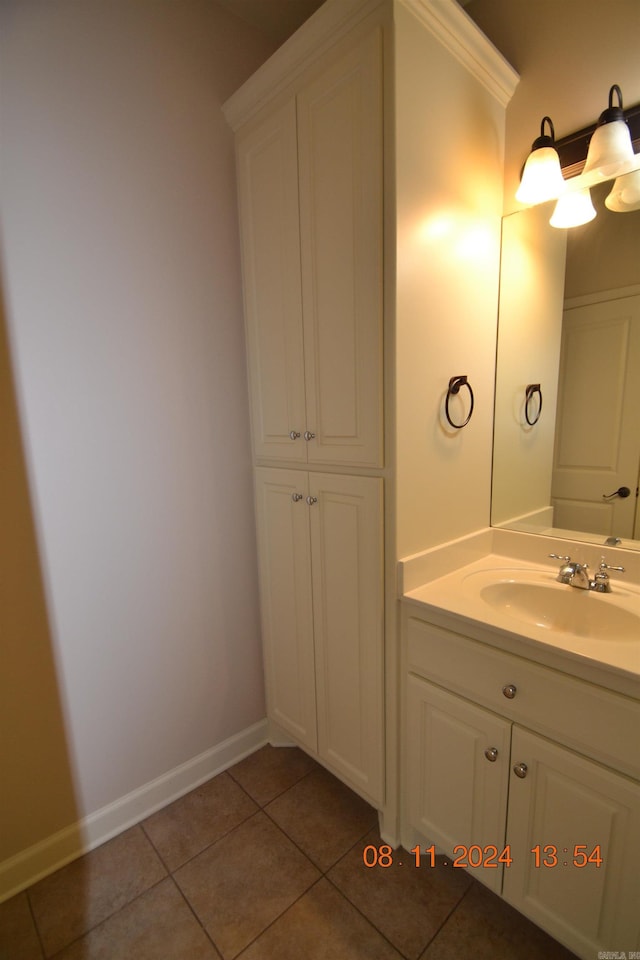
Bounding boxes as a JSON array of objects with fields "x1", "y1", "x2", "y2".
[
  {"x1": 549, "y1": 188, "x2": 596, "y2": 229},
  {"x1": 605, "y1": 168, "x2": 640, "y2": 212},
  {"x1": 517, "y1": 85, "x2": 640, "y2": 225},
  {"x1": 515, "y1": 117, "x2": 565, "y2": 204},
  {"x1": 583, "y1": 85, "x2": 635, "y2": 180}
]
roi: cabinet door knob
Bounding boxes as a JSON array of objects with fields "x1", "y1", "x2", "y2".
[
  {"x1": 484, "y1": 747, "x2": 498, "y2": 762},
  {"x1": 303, "y1": 431, "x2": 316, "y2": 441},
  {"x1": 289, "y1": 430, "x2": 301, "y2": 440},
  {"x1": 513, "y1": 762, "x2": 528, "y2": 779},
  {"x1": 306, "y1": 496, "x2": 318, "y2": 506},
  {"x1": 502, "y1": 683, "x2": 517, "y2": 699},
  {"x1": 291, "y1": 493, "x2": 304, "y2": 502}
]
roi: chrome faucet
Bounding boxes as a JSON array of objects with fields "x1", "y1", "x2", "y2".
[
  {"x1": 549, "y1": 554, "x2": 625, "y2": 592},
  {"x1": 549, "y1": 554, "x2": 591, "y2": 589}
]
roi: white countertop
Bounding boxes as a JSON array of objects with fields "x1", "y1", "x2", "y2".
[{"x1": 403, "y1": 553, "x2": 640, "y2": 699}]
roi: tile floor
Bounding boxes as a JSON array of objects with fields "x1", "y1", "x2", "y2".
[{"x1": 0, "y1": 745, "x2": 579, "y2": 960}]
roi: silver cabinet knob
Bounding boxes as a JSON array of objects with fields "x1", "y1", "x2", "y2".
[
  {"x1": 291, "y1": 493, "x2": 304, "y2": 502},
  {"x1": 306, "y1": 496, "x2": 318, "y2": 506},
  {"x1": 289, "y1": 430, "x2": 301, "y2": 440},
  {"x1": 303, "y1": 431, "x2": 316, "y2": 441},
  {"x1": 513, "y1": 762, "x2": 528, "y2": 779},
  {"x1": 484, "y1": 747, "x2": 498, "y2": 762},
  {"x1": 502, "y1": 683, "x2": 517, "y2": 699}
]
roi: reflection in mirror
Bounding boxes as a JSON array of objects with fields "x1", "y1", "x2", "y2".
[{"x1": 492, "y1": 182, "x2": 640, "y2": 551}]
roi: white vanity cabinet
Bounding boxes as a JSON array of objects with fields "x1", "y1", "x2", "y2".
[
  {"x1": 403, "y1": 607, "x2": 640, "y2": 959},
  {"x1": 255, "y1": 467, "x2": 384, "y2": 804},
  {"x1": 235, "y1": 28, "x2": 383, "y2": 469}
]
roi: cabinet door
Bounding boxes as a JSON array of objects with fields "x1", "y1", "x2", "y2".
[
  {"x1": 504, "y1": 726, "x2": 640, "y2": 957},
  {"x1": 254, "y1": 468, "x2": 316, "y2": 750},
  {"x1": 297, "y1": 30, "x2": 383, "y2": 468},
  {"x1": 405, "y1": 677, "x2": 511, "y2": 894},
  {"x1": 236, "y1": 103, "x2": 307, "y2": 463},
  {"x1": 309, "y1": 472, "x2": 384, "y2": 804}
]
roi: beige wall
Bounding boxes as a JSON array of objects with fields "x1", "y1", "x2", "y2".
[
  {"x1": 0, "y1": 0, "x2": 273, "y2": 887},
  {"x1": 394, "y1": 2, "x2": 507, "y2": 558},
  {"x1": 466, "y1": 0, "x2": 640, "y2": 215},
  {"x1": 565, "y1": 184, "x2": 640, "y2": 298}
]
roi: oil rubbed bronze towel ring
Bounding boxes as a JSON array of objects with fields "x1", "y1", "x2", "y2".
[
  {"x1": 445, "y1": 375, "x2": 474, "y2": 429},
  {"x1": 525, "y1": 383, "x2": 542, "y2": 426}
]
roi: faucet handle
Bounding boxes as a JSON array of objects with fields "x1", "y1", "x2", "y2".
[{"x1": 591, "y1": 556, "x2": 626, "y2": 593}]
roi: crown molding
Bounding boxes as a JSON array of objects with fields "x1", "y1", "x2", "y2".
[
  {"x1": 398, "y1": 0, "x2": 519, "y2": 108},
  {"x1": 223, "y1": 0, "x2": 519, "y2": 131},
  {"x1": 222, "y1": 0, "x2": 386, "y2": 130}
]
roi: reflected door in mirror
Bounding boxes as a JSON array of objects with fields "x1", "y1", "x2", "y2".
[{"x1": 552, "y1": 293, "x2": 640, "y2": 538}]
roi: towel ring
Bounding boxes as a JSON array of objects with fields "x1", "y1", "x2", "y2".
[
  {"x1": 445, "y1": 375, "x2": 474, "y2": 429},
  {"x1": 525, "y1": 383, "x2": 542, "y2": 426}
]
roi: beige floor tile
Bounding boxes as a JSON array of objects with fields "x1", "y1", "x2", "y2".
[
  {"x1": 227, "y1": 744, "x2": 319, "y2": 806},
  {"x1": 174, "y1": 811, "x2": 319, "y2": 959},
  {"x1": 240, "y1": 877, "x2": 404, "y2": 960},
  {"x1": 28, "y1": 826, "x2": 166, "y2": 957},
  {"x1": 142, "y1": 771, "x2": 258, "y2": 871},
  {"x1": 52, "y1": 878, "x2": 221, "y2": 960},
  {"x1": 265, "y1": 766, "x2": 377, "y2": 871},
  {"x1": 0, "y1": 892, "x2": 43, "y2": 960},
  {"x1": 420, "y1": 881, "x2": 580, "y2": 959},
  {"x1": 329, "y1": 829, "x2": 472, "y2": 959}
]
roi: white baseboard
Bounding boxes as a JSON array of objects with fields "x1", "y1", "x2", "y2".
[{"x1": 0, "y1": 718, "x2": 268, "y2": 903}]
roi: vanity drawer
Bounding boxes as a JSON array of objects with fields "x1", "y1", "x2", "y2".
[{"x1": 406, "y1": 613, "x2": 640, "y2": 779}]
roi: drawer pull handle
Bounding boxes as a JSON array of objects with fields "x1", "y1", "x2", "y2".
[
  {"x1": 513, "y1": 762, "x2": 528, "y2": 779},
  {"x1": 484, "y1": 747, "x2": 498, "y2": 762},
  {"x1": 502, "y1": 683, "x2": 517, "y2": 699}
]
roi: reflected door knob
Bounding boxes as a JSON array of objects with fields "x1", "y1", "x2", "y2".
[{"x1": 602, "y1": 486, "x2": 631, "y2": 500}]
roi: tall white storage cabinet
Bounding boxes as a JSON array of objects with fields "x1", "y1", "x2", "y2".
[{"x1": 224, "y1": 0, "x2": 516, "y2": 822}]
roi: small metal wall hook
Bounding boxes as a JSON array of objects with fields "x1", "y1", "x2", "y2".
[{"x1": 445, "y1": 375, "x2": 474, "y2": 429}]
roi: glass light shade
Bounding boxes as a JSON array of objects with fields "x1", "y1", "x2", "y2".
[
  {"x1": 583, "y1": 120, "x2": 635, "y2": 179},
  {"x1": 515, "y1": 146, "x2": 565, "y2": 204},
  {"x1": 605, "y1": 168, "x2": 640, "y2": 212},
  {"x1": 549, "y1": 188, "x2": 597, "y2": 229}
]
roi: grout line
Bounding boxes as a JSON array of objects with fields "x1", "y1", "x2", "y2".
[
  {"x1": 44, "y1": 876, "x2": 169, "y2": 959},
  {"x1": 233, "y1": 875, "x2": 325, "y2": 959},
  {"x1": 416, "y1": 876, "x2": 477, "y2": 957},
  {"x1": 24, "y1": 889, "x2": 46, "y2": 960},
  {"x1": 170, "y1": 875, "x2": 225, "y2": 959}
]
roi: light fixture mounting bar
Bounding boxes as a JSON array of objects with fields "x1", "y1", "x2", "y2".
[{"x1": 556, "y1": 102, "x2": 640, "y2": 178}]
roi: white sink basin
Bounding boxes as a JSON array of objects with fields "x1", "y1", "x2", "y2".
[
  {"x1": 404, "y1": 554, "x2": 640, "y2": 684},
  {"x1": 478, "y1": 580, "x2": 640, "y2": 642}
]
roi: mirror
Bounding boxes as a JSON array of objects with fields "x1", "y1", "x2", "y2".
[{"x1": 492, "y1": 181, "x2": 640, "y2": 551}]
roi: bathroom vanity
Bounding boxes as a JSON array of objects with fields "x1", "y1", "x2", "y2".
[{"x1": 400, "y1": 535, "x2": 640, "y2": 959}]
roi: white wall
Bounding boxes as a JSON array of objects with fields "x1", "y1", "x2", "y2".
[
  {"x1": 394, "y1": 2, "x2": 509, "y2": 559},
  {"x1": 0, "y1": 0, "x2": 274, "y2": 874}
]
